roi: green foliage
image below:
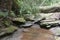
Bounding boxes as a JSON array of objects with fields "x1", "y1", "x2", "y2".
[
  {"x1": 14, "y1": 0, "x2": 41, "y2": 17},
  {"x1": 42, "y1": 0, "x2": 60, "y2": 6},
  {"x1": 0, "y1": 11, "x2": 8, "y2": 17},
  {"x1": 13, "y1": 0, "x2": 60, "y2": 17},
  {"x1": 0, "y1": 0, "x2": 60, "y2": 17}
]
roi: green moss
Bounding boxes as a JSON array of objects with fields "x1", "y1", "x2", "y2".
[
  {"x1": 4, "y1": 20, "x2": 11, "y2": 26},
  {"x1": 6, "y1": 25, "x2": 18, "y2": 33}
]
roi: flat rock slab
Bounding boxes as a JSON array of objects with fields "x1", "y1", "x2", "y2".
[
  {"x1": 49, "y1": 27, "x2": 60, "y2": 36},
  {"x1": 0, "y1": 29, "x2": 23, "y2": 40}
]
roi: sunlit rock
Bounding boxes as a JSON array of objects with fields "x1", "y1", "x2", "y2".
[
  {"x1": 13, "y1": 17, "x2": 26, "y2": 22},
  {"x1": 49, "y1": 27, "x2": 60, "y2": 36}
]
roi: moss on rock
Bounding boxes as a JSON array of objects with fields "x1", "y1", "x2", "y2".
[
  {"x1": 13, "y1": 17, "x2": 26, "y2": 22},
  {"x1": 6, "y1": 25, "x2": 18, "y2": 33}
]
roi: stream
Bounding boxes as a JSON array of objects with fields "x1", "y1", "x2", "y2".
[
  {"x1": 0, "y1": 24, "x2": 60, "y2": 40},
  {"x1": 0, "y1": 24, "x2": 40, "y2": 40}
]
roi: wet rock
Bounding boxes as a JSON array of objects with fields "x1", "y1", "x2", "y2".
[
  {"x1": 31, "y1": 24, "x2": 40, "y2": 29},
  {"x1": 20, "y1": 13, "x2": 45, "y2": 28},
  {"x1": 41, "y1": 20, "x2": 60, "y2": 25},
  {"x1": 40, "y1": 20, "x2": 60, "y2": 29},
  {"x1": 20, "y1": 21, "x2": 33, "y2": 28},
  {"x1": 0, "y1": 25, "x2": 18, "y2": 36},
  {"x1": 12, "y1": 17, "x2": 26, "y2": 27},
  {"x1": 39, "y1": 5, "x2": 60, "y2": 13},
  {"x1": 19, "y1": 14, "x2": 44, "y2": 28},
  {"x1": 39, "y1": 13, "x2": 60, "y2": 29},
  {"x1": 12, "y1": 17, "x2": 26, "y2": 22},
  {"x1": 40, "y1": 13, "x2": 60, "y2": 20},
  {"x1": 24, "y1": 14, "x2": 35, "y2": 21},
  {"x1": 0, "y1": 29, "x2": 23, "y2": 40},
  {"x1": 0, "y1": 32, "x2": 6, "y2": 36},
  {"x1": 49, "y1": 27, "x2": 60, "y2": 36},
  {"x1": 20, "y1": 16, "x2": 44, "y2": 28},
  {"x1": 55, "y1": 36, "x2": 60, "y2": 40}
]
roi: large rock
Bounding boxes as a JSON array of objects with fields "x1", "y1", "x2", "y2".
[
  {"x1": 0, "y1": 25, "x2": 18, "y2": 36},
  {"x1": 49, "y1": 27, "x2": 60, "y2": 40},
  {"x1": 38, "y1": 5, "x2": 60, "y2": 13},
  {"x1": 20, "y1": 21, "x2": 33, "y2": 28},
  {"x1": 40, "y1": 13, "x2": 60, "y2": 20},
  {"x1": 41, "y1": 20, "x2": 60, "y2": 25},
  {"x1": 24, "y1": 14, "x2": 35, "y2": 21},
  {"x1": 40, "y1": 13, "x2": 60, "y2": 24},
  {"x1": 38, "y1": 13, "x2": 60, "y2": 29},
  {"x1": 49, "y1": 27, "x2": 60, "y2": 36},
  {"x1": 0, "y1": 29, "x2": 23, "y2": 40},
  {"x1": 20, "y1": 13, "x2": 44, "y2": 28},
  {"x1": 12, "y1": 17, "x2": 26, "y2": 22}
]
